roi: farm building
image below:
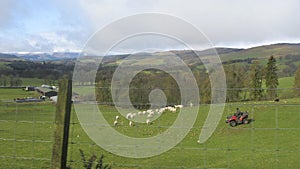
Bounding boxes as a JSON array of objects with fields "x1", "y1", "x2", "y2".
[
  {"x1": 50, "y1": 93, "x2": 80, "y2": 104},
  {"x1": 50, "y1": 96, "x2": 58, "y2": 103},
  {"x1": 35, "y1": 87, "x2": 58, "y2": 98},
  {"x1": 25, "y1": 86, "x2": 35, "y2": 91}
]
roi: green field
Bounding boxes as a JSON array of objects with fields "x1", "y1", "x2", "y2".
[
  {"x1": 278, "y1": 76, "x2": 294, "y2": 88},
  {"x1": 0, "y1": 88, "x2": 40, "y2": 100},
  {"x1": 1, "y1": 89, "x2": 300, "y2": 168},
  {"x1": 0, "y1": 62, "x2": 9, "y2": 69},
  {"x1": 20, "y1": 78, "x2": 47, "y2": 86}
]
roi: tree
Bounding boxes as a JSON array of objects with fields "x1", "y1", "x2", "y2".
[
  {"x1": 250, "y1": 60, "x2": 264, "y2": 100},
  {"x1": 294, "y1": 64, "x2": 300, "y2": 96},
  {"x1": 225, "y1": 65, "x2": 245, "y2": 102},
  {"x1": 265, "y1": 56, "x2": 279, "y2": 99}
]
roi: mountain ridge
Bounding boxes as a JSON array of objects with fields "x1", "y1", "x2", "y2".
[{"x1": 1, "y1": 43, "x2": 300, "y2": 62}]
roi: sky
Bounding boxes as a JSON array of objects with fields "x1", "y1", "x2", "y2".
[{"x1": 0, "y1": 0, "x2": 300, "y2": 53}]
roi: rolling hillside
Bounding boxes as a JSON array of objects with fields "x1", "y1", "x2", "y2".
[{"x1": 1, "y1": 43, "x2": 300, "y2": 78}]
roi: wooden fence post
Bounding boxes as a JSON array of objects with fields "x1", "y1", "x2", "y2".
[{"x1": 51, "y1": 79, "x2": 72, "y2": 169}]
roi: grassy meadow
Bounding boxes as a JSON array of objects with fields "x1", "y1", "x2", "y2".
[{"x1": 1, "y1": 88, "x2": 300, "y2": 168}]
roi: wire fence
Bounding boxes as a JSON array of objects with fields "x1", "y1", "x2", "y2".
[
  {"x1": 65, "y1": 102, "x2": 300, "y2": 169},
  {"x1": 0, "y1": 101, "x2": 55, "y2": 169},
  {"x1": 0, "y1": 87, "x2": 300, "y2": 168}
]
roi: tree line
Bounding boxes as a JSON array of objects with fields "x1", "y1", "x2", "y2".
[
  {"x1": 0, "y1": 61, "x2": 74, "y2": 87},
  {"x1": 2, "y1": 56, "x2": 300, "y2": 105},
  {"x1": 0, "y1": 75, "x2": 23, "y2": 87},
  {"x1": 95, "y1": 56, "x2": 300, "y2": 106}
]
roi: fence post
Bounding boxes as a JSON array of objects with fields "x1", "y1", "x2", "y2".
[{"x1": 51, "y1": 79, "x2": 72, "y2": 169}]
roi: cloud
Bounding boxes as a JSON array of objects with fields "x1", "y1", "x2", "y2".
[
  {"x1": 0, "y1": 31, "x2": 81, "y2": 53},
  {"x1": 0, "y1": 0, "x2": 89, "y2": 52},
  {"x1": 41, "y1": 32, "x2": 81, "y2": 52},
  {"x1": 78, "y1": 0, "x2": 300, "y2": 48},
  {"x1": 0, "y1": 0, "x2": 17, "y2": 27},
  {"x1": 1, "y1": 0, "x2": 300, "y2": 52}
]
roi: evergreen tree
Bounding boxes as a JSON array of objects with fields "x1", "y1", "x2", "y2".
[
  {"x1": 250, "y1": 60, "x2": 263, "y2": 100},
  {"x1": 265, "y1": 56, "x2": 279, "y2": 99},
  {"x1": 225, "y1": 65, "x2": 245, "y2": 102},
  {"x1": 294, "y1": 64, "x2": 300, "y2": 96}
]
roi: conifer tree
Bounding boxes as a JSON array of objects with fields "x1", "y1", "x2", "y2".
[
  {"x1": 265, "y1": 56, "x2": 279, "y2": 99},
  {"x1": 250, "y1": 60, "x2": 263, "y2": 100}
]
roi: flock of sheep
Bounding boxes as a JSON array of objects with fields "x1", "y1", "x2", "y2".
[{"x1": 113, "y1": 105, "x2": 184, "y2": 127}]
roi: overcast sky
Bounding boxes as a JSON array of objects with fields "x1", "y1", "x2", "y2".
[{"x1": 0, "y1": 0, "x2": 300, "y2": 53}]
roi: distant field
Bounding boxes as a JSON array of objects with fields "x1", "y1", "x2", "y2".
[
  {"x1": 278, "y1": 76, "x2": 294, "y2": 88},
  {"x1": 0, "y1": 62, "x2": 9, "y2": 68},
  {"x1": 1, "y1": 87, "x2": 300, "y2": 168},
  {"x1": 0, "y1": 88, "x2": 40, "y2": 100},
  {"x1": 20, "y1": 78, "x2": 46, "y2": 86},
  {"x1": 260, "y1": 76, "x2": 295, "y2": 99}
]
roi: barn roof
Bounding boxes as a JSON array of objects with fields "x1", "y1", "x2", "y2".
[{"x1": 35, "y1": 87, "x2": 57, "y2": 93}]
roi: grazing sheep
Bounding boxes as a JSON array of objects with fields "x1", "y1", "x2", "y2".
[
  {"x1": 115, "y1": 115, "x2": 119, "y2": 120},
  {"x1": 175, "y1": 105, "x2": 183, "y2": 109},
  {"x1": 159, "y1": 108, "x2": 166, "y2": 112},
  {"x1": 126, "y1": 113, "x2": 133, "y2": 119},
  {"x1": 146, "y1": 119, "x2": 151, "y2": 125},
  {"x1": 166, "y1": 106, "x2": 176, "y2": 112},
  {"x1": 157, "y1": 110, "x2": 163, "y2": 115},
  {"x1": 129, "y1": 121, "x2": 133, "y2": 127},
  {"x1": 113, "y1": 120, "x2": 118, "y2": 127},
  {"x1": 138, "y1": 111, "x2": 142, "y2": 115}
]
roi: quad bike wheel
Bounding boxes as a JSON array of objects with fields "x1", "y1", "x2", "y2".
[
  {"x1": 242, "y1": 118, "x2": 249, "y2": 124},
  {"x1": 229, "y1": 120, "x2": 237, "y2": 127}
]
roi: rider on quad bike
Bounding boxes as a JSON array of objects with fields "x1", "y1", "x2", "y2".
[{"x1": 226, "y1": 108, "x2": 249, "y2": 127}]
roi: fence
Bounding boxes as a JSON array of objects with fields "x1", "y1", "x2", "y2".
[
  {"x1": 0, "y1": 100, "x2": 56, "y2": 168},
  {"x1": 0, "y1": 86, "x2": 300, "y2": 168}
]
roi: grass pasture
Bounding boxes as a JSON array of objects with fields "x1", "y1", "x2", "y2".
[
  {"x1": 0, "y1": 88, "x2": 300, "y2": 168},
  {"x1": 0, "y1": 88, "x2": 40, "y2": 101},
  {"x1": 0, "y1": 102, "x2": 56, "y2": 169},
  {"x1": 20, "y1": 78, "x2": 46, "y2": 87}
]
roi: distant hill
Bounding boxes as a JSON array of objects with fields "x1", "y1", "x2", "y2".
[
  {"x1": 1, "y1": 43, "x2": 299, "y2": 62},
  {"x1": 1, "y1": 43, "x2": 300, "y2": 77},
  {"x1": 0, "y1": 53, "x2": 22, "y2": 61},
  {"x1": 219, "y1": 43, "x2": 300, "y2": 61},
  {"x1": 98, "y1": 43, "x2": 300, "y2": 77},
  {"x1": 12, "y1": 52, "x2": 79, "y2": 61}
]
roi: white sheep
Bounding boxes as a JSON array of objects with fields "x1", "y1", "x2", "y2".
[
  {"x1": 129, "y1": 121, "x2": 133, "y2": 127},
  {"x1": 113, "y1": 120, "x2": 118, "y2": 127},
  {"x1": 166, "y1": 106, "x2": 176, "y2": 112},
  {"x1": 115, "y1": 115, "x2": 119, "y2": 120},
  {"x1": 138, "y1": 111, "x2": 142, "y2": 115},
  {"x1": 147, "y1": 113, "x2": 153, "y2": 118},
  {"x1": 126, "y1": 113, "x2": 133, "y2": 119},
  {"x1": 146, "y1": 119, "x2": 151, "y2": 125},
  {"x1": 175, "y1": 105, "x2": 183, "y2": 109},
  {"x1": 157, "y1": 110, "x2": 163, "y2": 115},
  {"x1": 147, "y1": 109, "x2": 152, "y2": 113},
  {"x1": 159, "y1": 108, "x2": 166, "y2": 112}
]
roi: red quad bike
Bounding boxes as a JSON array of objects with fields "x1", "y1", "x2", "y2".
[{"x1": 226, "y1": 111, "x2": 249, "y2": 127}]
